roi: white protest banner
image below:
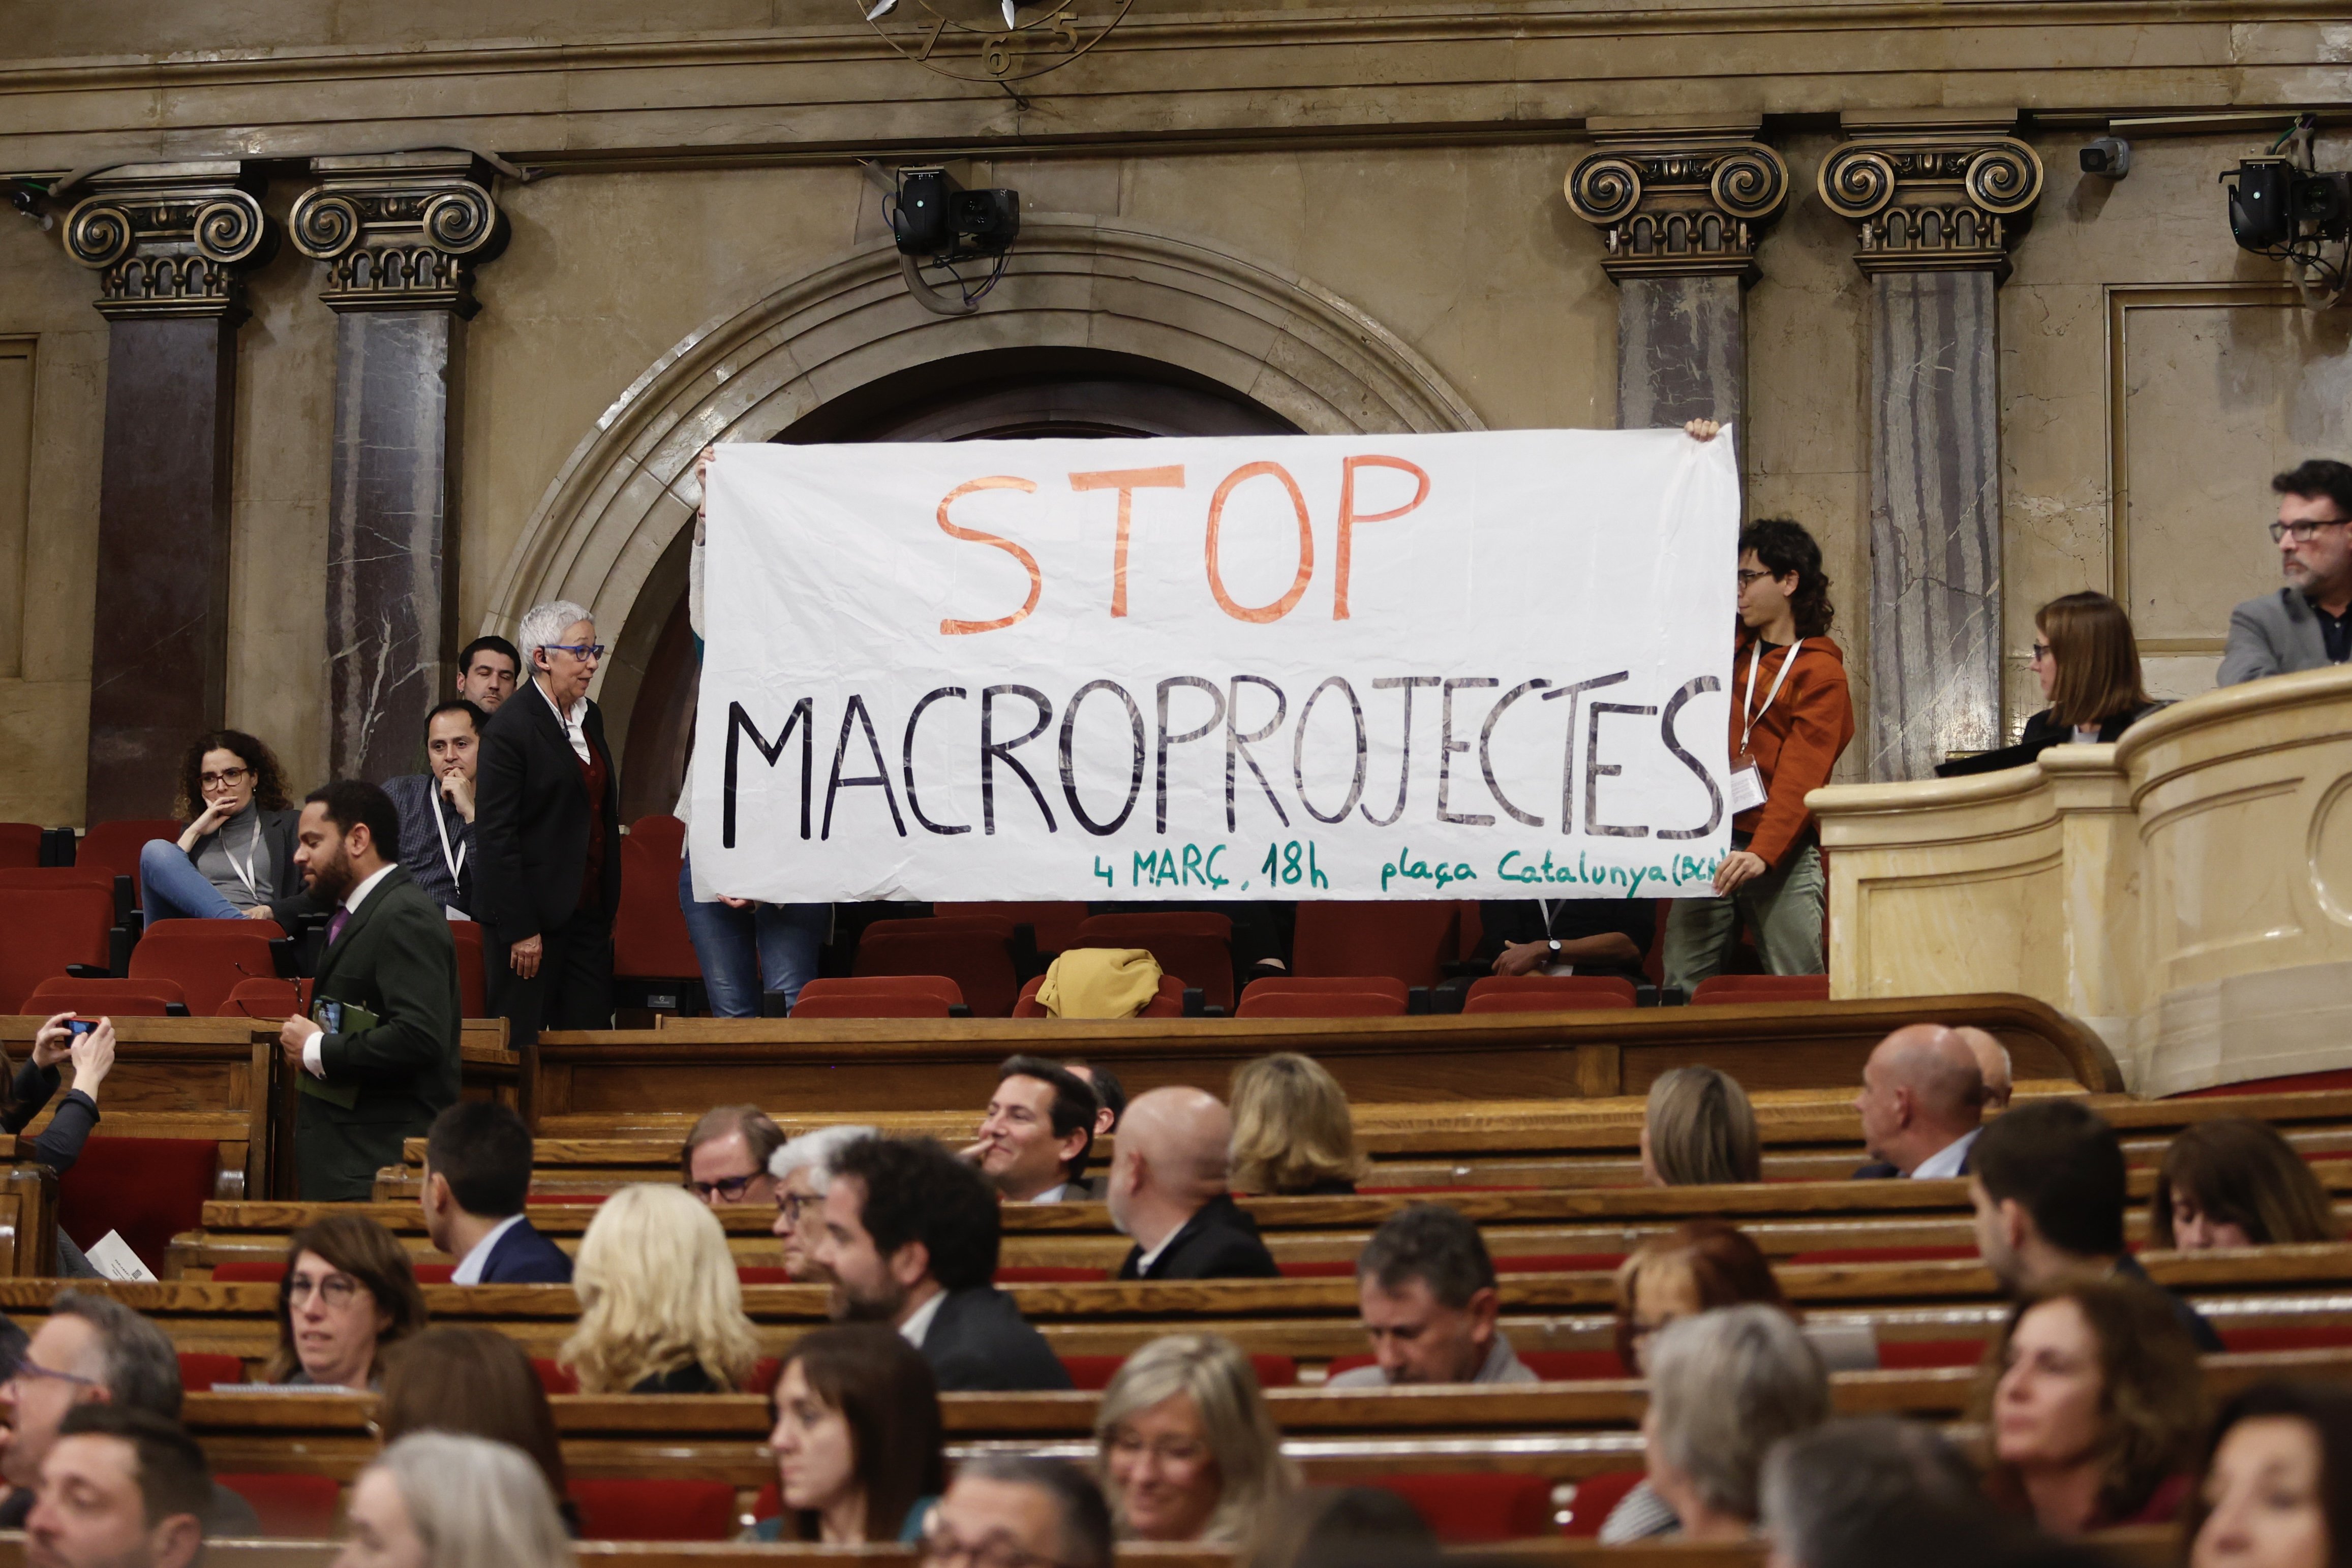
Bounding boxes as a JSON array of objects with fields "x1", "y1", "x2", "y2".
[{"x1": 691, "y1": 427, "x2": 1739, "y2": 903}]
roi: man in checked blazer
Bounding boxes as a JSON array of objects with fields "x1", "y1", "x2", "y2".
[
  {"x1": 276, "y1": 781, "x2": 463, "y2": 1202},
  {"x1": 473, "y1": 599, "x2": 624, "y2": 1046}
]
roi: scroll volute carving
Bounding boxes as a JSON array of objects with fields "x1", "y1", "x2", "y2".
[
  {"x1": 64, "y1": 163, "x2": 275, "y2": 320},
  {"x1": 1565, "y1": 139, "x2": 1790, "y2": 282},
  {"x1": 1817, "y1": 131, "x2": 2044, "y2": 277},
  {"x1": 290, "y1": 153, "x2": 508, "y2": 314}
]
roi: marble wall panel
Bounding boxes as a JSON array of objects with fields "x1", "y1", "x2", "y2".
[
  {"x1": 1616, "y1": 275, "x2": 1743, "y2": 434},
  {"x1": 0, "y1": 339, "x2": 30, "y2": 680}
]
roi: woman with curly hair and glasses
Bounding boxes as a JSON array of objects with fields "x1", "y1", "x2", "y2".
[
  {"x1": 268, "y1": 1213, "x2": 430, "y2": 1391},
  {"x1": 139, "y1": 728, "x2": 319, "y2": 925}
]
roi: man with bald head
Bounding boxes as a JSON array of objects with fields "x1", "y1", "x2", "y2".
[
  {"x1": 1954, "y1": 1027, "x2": 2013, "y2": 1111},
  {"x1": 1108, "y1": 1087, "x2": 1281, "y2": 1280},
  {"x1": 1852, "y1": 1024, "x2": 1989, "y2": 1180}
]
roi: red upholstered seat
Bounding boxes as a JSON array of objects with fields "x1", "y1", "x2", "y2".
[
  {"x1": 996, "y1": 1265, "x2": 1107, "y2": 1282},
  {"x1": 58, "y1": 1137, "x2": 220, "y2": 1277},
  {"x1": 613, "y1": 833, "x2": 700, "y2": 983},
  {"x1": 1789, "y1": 1244, "x2": 1976, "y2": 1266},
  {"x1": 1557, "y1": 1469, "x2": 1646, "y2": 1538},
  {"x1": 1237, "y1": 988, "x2": 1404, "y2": 1019},
  {"x1": 534, "y1": 1359, "x2": 581, "y2": 1395},
  {"x1": 791, "y1": 975, "x2": 963, "y2": 1019},
  {"x1": 449, "y1": 921, "x2": 488, "y2": 1017},
  {"x1": 1070, "y1": 913, "x2": 1234, "y2": 1013},
  {"x1": 128, "y1": 920, "x2": 285, "y2": 1018},
  {"x1": 413, "y1": 1263, "x2": 453, "y2": 1283},
  {"x1": 1690, "y1": 973, "x2": 1830, "y2": 1004},
  {"x1": 852, "y1": 917, "x2": 1018, "y2": 1017},
  {"x1": 177, "y1": 1352, "x2": 245, "y2": 1391},
  {"x1": 25, "y1": 978, "x2": 187, "y2": 1018},
  {"x1": 216, "y1": 1472, "x2": 342, "y2": 1538},
  {"x1": 1464, "y1": 974, "x2": 1637, "y2": 1011},
  {"x1": 1875, "y1": 1339, "x2": 1992, "y2": 1369},
  {"x1": 1010, "y1": 972, "x2": 1186, "y2": 1019},
  {"x1": 1244, "y1": 975, "x2": 1412, "y2": 1005},
  {"x1": 567, "y1": 1479, "x2": 740, "y2": 1542},
  {"x1": 2182, "y1": 1069, "x2": 2352, "y2": 1098},
  {"x1": 737, "y1": 1267, "x2": 790, "y2": 1285},
  {"x1": 626, "y1": 814, "x2": 687, "y2": 864},
  {"x1": 0, "y1": 868, "x2": 114, "y2": 892},
  {"x1": 1060, "y1": 1354, "x2": 1296, "y2": 1391},
  {"x1": 76, "y1": 820, "x2": 183, "y2": 899},
  {"x1": 1292, "y1": 901, "x2": 1459, "y2": 989},
  {"x1": 0, "y1": 886, "x2": 115, "y2": 1012},
  {"x1": 1277, "y1": 1260, "x2": 1356, "y2": 1278},
  {"x1": 0, "y1": 824, "x2": 42, "y2": 869},
  {"x1": 1364, "y1": 1472, "x2": 1555, "y2": 1543},
  {"x1": 937, "y1": 901, "x2": 1089, "y2": 955},
  {"x1": 215, "y1": 977, "x2": 309, "y2": 1019},
  {"x1": 2220, "y1": 1325, "x2": 2352, "y2": 1352}
]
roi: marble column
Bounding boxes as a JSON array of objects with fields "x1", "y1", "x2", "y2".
[
  {"x1": 1819, "y1": 116, "x2": 2043, "y2": 782},
  {"x1": 63, "y1": 164, "x2": 274, "y2": 820},
  {"x1": 292, "y1": 154, "x2": 506, "y2": 780},
  {"x1": 1566, "y1": 122, "x2": 1789, "y2": 438}
]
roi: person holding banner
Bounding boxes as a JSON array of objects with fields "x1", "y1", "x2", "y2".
[{"x1": 1661, "y1": 514, "x2": 1854, "y2": 995}]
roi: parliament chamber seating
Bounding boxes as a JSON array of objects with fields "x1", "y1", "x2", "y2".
[
  {"x1": 850, "y1": 914, "x2": 1021, "y2": 1017},
  {"x1": 1291, "y1": 900, "x2": 1458, "y2": 989},
  {"x1": 936, "y1": 900, "x2": 1088, "y2": 957},
  {"x1": 1011, "y1": 972, "x2": 1189, "y2": 1019},
  {"x1": 1691, "y1": 974, "x2": 1832, "y2": 1005},
  {"x1": 1072, "y1": 911, "x2": 1235, "y2": 1012},
  {"x1": 217, "y1": 977, "x2": 308, "y2": 1019},
  {"x1": 58, "y1": 1135, "x2": 223, "y2": 1275},
  {"x1": 128, "y1": 919, "x2": 287, "y2": 1018},
  {"x1": 24, "y1": 976, "x2": 190, "y2": 1017},
  {"x1": 0, "y1": 885, "x2": 116, "y2": 1011},
  {"x1": 73, "y1": 819, "x2": 184, "y2": 916},
  {"x1": 791, "y1": 975, "x2": 968, "y2": 1019},
  {"x1": 1462, "y1": 975, "x2": 1639, "y2": 1012},
  {"x1": 0, "y1": 822, "x2": 43, "y2": 869},
  {"x1": 613, "y1": 819, "x2": 702, "y2": 1014},
  {"x1": 1235, "y1": 987, "x2": 1406, "y2": 1019}
]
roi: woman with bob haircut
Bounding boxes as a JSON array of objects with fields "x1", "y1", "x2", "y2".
[
  {"x1": 748, "y1": 1324, "x2": 944, "y2": 1543},
  {"x1": 2151, "y1": 1120, "x2": 2343, "y2": 1251},
  {"x1": 558, "y1": 1184, "x2": 760, "y2": 1393},
  {"x1": 1228, "y1": 1054, "x2": 1368, "y2": 1196},
  {"x1": 2182, "y1": 1379, "x2": 2352, "y2": 1568},
  {"x1": 1978, "y1": 1278, "x2": 2206, "y2": 1535},
  {"x1": 140, "y1": 728, "x2": 316, "y2": 923},
  {"x1": 334, "y1": 1431, "x2": 574, "y2": 1568},
  {"x1": 378, "y1": 1327, "x2": 574, "y2": 1533},
  {"x1": 1941, "y1": 592, "x2": 2160, "y2": 776},
  {"x1": 1642, "y1": 1304, "x2": 1832, "y2": 1539},
  {"x1": 1640, "y1": 1067, "x2": 1761, "y2": 1187},
  {"x1": 269, "y1": 1213, "x2": 430, "y2": 1389},
  {"x1": 1094, "y1": 1333, "x2": 1298, "y2": 1543}
]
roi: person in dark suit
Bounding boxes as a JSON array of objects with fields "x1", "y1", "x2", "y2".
[
  {"x1": 473, "y1": 599, "x2": 622, "y2": 1046},
  {"x1": 380, "y1": 700, "x2": 486, "y2": 918},
  {"x1": 1474, "y1": 896, "x2": 1656, "y2": 982},
  {"x1": 1850, "y1": 1025, "x2": 1986, "y2": 1180},
  {"x1": 1107, "y1": 1087, "x2": 1279, "y2": 1281},
  {"x1": 419, "y1": 1101, "x2": 571, "y2": 1284},
  {"x1": 810, "y1": 1136, "x2": 1071, "y2": 1393},
  {"x1": 275, "y1": 781, "x2": 463, "y2": 1203},
  {"x1": 1938, "y1": 593, "x2": 2160, "y2": 777}
]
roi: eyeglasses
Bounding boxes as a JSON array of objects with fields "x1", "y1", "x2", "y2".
[
  {"x1": 199, "y1": 767, "x2": 252, "y2": 789},
  {"x1": 2028, "y1": 642, "x2": 2054, "y2": 664},
  {"x1": 689, "y1": 1173, "x2": 761, "y2": 1203},
  {"x1": 287, "y1": 1274, "x2": 362, "y2": 1306},
  {"x1": 544, "y1": 643, "x2": 607, "y2": 661},
  {"x1": 2271, "y1": 519, "x2": 2349, "y2": 543},
  {"x1": 1735, "y1": 569, "x2": 1775, "y2": 588},
  {"x1": 774, "y1": 1192, "x2": 816, "y2": 1221},
  {"x1": 918, "y1": 1512, "x2": 1079, "y2": 1568},
  {"x1": 4, "y1": 1355, "x2": 101, "y2": 1391}
]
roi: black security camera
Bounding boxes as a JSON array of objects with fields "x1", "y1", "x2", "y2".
[{"x1": 2080, "y1": 137, "x2": 2131, "y2": 178}]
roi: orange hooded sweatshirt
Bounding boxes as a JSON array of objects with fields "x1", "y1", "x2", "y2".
[{"x1": 1727, "y1": 631, "x2": 1855, "y2": 870}]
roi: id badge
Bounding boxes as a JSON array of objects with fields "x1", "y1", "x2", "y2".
[{"x1": 1727, "y1": 757, "x2": 1767, "y2": 814}]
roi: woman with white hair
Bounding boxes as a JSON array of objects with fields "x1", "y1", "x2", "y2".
[
  {"x1": 473, "y1": 596, "x2": 621, "y2": 1047},
  {"x1": 1094, "y1": 1334, "x2": 1298, "y2": 1544},
  {"x1": 1641, "y1": 1304, "x2": 1831, "y2": 1540},
  {"x1": 334, "y1": 1431, "x2": 574, "y2": 1568},
  {"x1": 558, "y1": 1184, "x2": 761, "y2": 1393},
  {"x1": 768, "y1": 1123, "x2": 876, "y2": 1280}
]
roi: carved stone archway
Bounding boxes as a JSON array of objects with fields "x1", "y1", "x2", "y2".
[{"x1": 480, "y1": 212, "x2": 1486, "y2": 676}]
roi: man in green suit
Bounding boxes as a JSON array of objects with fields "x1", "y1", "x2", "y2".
[{"x1": 276, "y1": 780, "x2": 462, "y2": 1201}]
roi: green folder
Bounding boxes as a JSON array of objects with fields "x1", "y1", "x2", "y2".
[{"x1": 297, "y1": 1000, "x2": 375, "y2": 1110}]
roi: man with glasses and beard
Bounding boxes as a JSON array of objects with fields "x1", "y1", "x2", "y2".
[
  {"x1": 809, "y1": 1137, "x2": 1071, "y2": 1392},
  {"x1": 2221, "y1": 459, "x2": 2352, "y2": 684},
  {"x1": 275, "y1": 780, "x2": 463, "y2": 1201}
]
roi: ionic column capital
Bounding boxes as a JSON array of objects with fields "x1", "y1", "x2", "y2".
[
  {"x1": 63, "y1": 162, "x2": 275, "y2": 321},
  {"x1": 291, "y1": 152, "x2": 508, "y2": 316},
  {"x1": 1565, "y1": 122, "x2": 1790, "y2": 284},
  {"x1": 1818, "y1": 113, "x2": 2044, "y2": 280}
]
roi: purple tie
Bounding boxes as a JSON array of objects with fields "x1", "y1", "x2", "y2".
[{"x1": 326, "y1": 909, "x2": 350, "y2": 945}]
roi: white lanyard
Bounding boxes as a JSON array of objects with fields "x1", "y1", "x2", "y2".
[
  {"x1": 432, "y1": 790, "x2": 467, "y2": 886},
  {"x1": 222, "y1": 814, "x2": 263, "y2": 904},
  {"x1": 1739, "y1": 637, "x2": 1806, "y2": 756}
]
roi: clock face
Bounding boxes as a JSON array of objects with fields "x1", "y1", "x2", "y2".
[{"x1": 857, "y1": 0, "x2": 1134, "y2": 82}]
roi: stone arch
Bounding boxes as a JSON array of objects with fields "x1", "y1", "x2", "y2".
[{"x1": 479, "y1": 212, "x2": 1486, "y2": 673}]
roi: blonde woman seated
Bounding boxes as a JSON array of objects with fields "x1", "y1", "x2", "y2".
[
  {"x1": 1094, "y1": 1334, "x2": 1298, "y2": 1543},
  {"x1": 1640, "y1": 1066, "x2": 1761, "y2": 1187},
  {"x1": 335, "y1": 1431, "x2": 574, "y2": 1568},
  {"x1": 1641, "y1": 1305, "x2": 1830, "y2": 1540},
  {"x1": 557, "y1": 1184, "x2": 760, "y2": 1394},
  {"x1": 1229, "y1": 1053, "x2": 1368, "y2": 1196}
]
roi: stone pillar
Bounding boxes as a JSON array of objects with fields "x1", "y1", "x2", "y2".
[
  {"x1": 1565, "y1": 121, "x2": 1790, "y2": 435},
  {"x1": 1819, "y1": 115, "x2": 2043, "y2": 782},
  {"x1": 63, "y1": 164, "x2": 274, "y2": 820},
  {"x1": 291, "y1": 153, "x2": 506, "y2": 780}
]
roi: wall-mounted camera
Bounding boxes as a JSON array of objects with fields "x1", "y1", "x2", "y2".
[
  {"x1": 2219, "y1": 116, "x2": 2348, "y2": 308},
  {"x1": 2080, "y1": 137, "x2": 2131, "y2": 178},
  {"x1": 889, "y1": 166, "x2": 1022, "y2": 317}
]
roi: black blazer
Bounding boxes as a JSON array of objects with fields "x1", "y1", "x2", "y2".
[
  {"x1": 1473, "y1": 898, "x2": 1656, "y2": 977},
  {"x1": 298, "y1": 867, "x2": 464, "y2": 1201},
  {"x1": 478, "y1": 1218, "x2": 574, "y2": 1284},
  {"x1": 1117, "y1": 1194, "x2": 1282, "y2": 1281},
  {"x1": 923, "y1": 1286, "x2": 1073, "y2": 1392},
  {"x1": 1934, "y1": 704, "x2": 2160, "y2": 779},
  {"x1": 474, "y1": 682, "x2": 622, "y2": 943}
]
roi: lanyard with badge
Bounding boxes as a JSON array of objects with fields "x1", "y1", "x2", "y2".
[
  {"x1": 222, "y1": 814, "x2": 264, "y2": 905},
  {"x1": 1728, "y1": 638, "x2": 1805, "y2": 815},
  {"x1": 433, "y1": 790, "x2": 472, "y2": 923}
]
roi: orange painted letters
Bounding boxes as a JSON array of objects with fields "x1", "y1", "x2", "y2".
[
  {"x1": 936, "y1": 476, "x2": 1043, "y2": 636},
  {"x1": 1333, "y1": 454, "x2": 1430, "y2": 620},
  {"x1": 1068, "y1": 466, "x2": 1184, "y2": 618},
  {"x1": 1204, "y1": 462, "x2": 1314, "y2": 624}
]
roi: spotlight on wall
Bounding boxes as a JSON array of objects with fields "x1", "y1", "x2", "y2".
[
  {"x1": 2219, "y1": 114, "x2": 2350, "y2": 308},
  {"x1": 2079, "y1": 136, "x2": 2132, "y2": 178},
  {"x1": 889, "y1": 166, "x2": 1022, "y2": 317}
]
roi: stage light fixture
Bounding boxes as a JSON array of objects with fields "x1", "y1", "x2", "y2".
[{"x1": 887, "y1": 166, "x2": 1023, "y2": 317}]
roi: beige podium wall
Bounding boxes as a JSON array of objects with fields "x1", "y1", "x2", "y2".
[{"x1": 1813, "y1": 666, "x2": 2352, "y2": 1096}]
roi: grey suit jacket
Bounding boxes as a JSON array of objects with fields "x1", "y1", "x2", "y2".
[{"x1": 2220, "y1": 589, "x2": 2340, "y2": 686}]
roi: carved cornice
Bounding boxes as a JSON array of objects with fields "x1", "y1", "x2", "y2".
[
  {"x1": 1817, "y1": 124, "x2": 2044, "y2": 280},
  {"x1": 289, "y1": 153, "x2": 507, "y2": 315},
  {"x1": 1564, "y1": 134, "x2": 1789, "y2": 283},
  {"x1": 62, "y1": 162, "x2": 273, "y2": 321}
]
